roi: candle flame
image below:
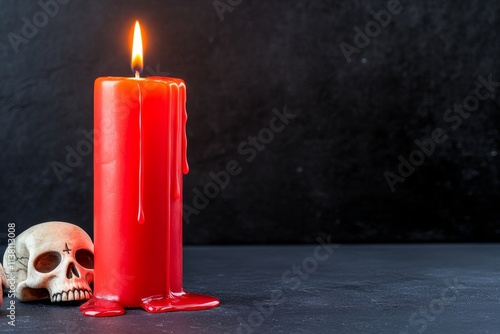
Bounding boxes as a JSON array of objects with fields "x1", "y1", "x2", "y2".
[{"x1": 131, "y1": 21, "x2": 143, "y2": 76}]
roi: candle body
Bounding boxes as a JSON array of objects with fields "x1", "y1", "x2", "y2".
[{"x1": 80, "y1": 77, "x2": 219, "y2": 316}]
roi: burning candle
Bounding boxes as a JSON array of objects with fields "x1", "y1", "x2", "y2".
[{"x1": 80, "y1": 21, "x2": 219, "y2": 317}]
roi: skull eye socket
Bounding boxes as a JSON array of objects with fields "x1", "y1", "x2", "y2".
[
  {"x1": 75, "y1": 249, "x2": 94, "y2": 269},
  {"x1": 34, "y1": 252, "x2": 61, "y2": 273}
]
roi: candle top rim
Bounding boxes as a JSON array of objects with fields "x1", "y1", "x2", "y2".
[{"x1": 95, "y1": 76, "x2": 184, "y2": 82}]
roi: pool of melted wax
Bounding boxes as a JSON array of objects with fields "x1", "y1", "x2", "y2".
[{"x1": 80, "y1": 291, "x2": 220, "y2": 317}]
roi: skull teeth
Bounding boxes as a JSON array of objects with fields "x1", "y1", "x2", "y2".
[{"x1": 51, "y1": 288, "x2": 92, "y2": 302}]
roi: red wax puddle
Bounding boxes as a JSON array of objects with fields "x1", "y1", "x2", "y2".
[
  {"x1": 80, "y1": 298, "x2": 125, "y2": 317},
  {"x1": 80, "y1": 291, "x2": 219, "y2": 316},
  {"x1": 141, "y1": 291, "x2": 220, "y2": 313},
  {"x1": 81, "y1": 77, "x2": 219, "y2": 317}
]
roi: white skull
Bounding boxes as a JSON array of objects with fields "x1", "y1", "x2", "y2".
[{"x1": 2, "y1": 221, "x2": 94, "y2": 302}]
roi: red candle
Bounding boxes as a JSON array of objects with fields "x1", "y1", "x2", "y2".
[{"x1": 80, "y1": 21, "x2": 219, "y2": 317}]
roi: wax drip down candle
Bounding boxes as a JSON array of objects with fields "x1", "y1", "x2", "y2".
[{"x1": 80, "y1": 21, "x2": 219, "y2": 317}]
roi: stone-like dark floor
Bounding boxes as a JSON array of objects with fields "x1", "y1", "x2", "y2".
[{"x1": 1, "y1": 244, "x2": 500, "y2": 333}]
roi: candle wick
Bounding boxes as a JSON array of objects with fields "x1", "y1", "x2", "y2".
[{"x1": 135, "y1": 70, "x2": 140, "y2": 79}]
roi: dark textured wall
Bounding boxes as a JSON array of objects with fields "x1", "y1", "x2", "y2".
[{"x1": 0, "y1": 0, "x2": 499, "y2": 244}]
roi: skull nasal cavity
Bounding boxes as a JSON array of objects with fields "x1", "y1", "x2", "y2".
[{"x1": 66, "y1": 262, "x2": 81, "y2": 279}]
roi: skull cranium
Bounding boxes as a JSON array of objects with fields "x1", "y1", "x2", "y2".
[{"x1": 2, "y1": 221, "x2": 94, "y2": 302}]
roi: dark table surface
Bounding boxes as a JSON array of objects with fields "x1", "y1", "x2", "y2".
[{"x1": 1, "y1": 244, "x2": 500, "y2": 334}]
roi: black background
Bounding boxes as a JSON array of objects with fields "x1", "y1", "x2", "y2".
[{"x1": 0, "y1": 0, "x2": 499, "y2": 244}]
